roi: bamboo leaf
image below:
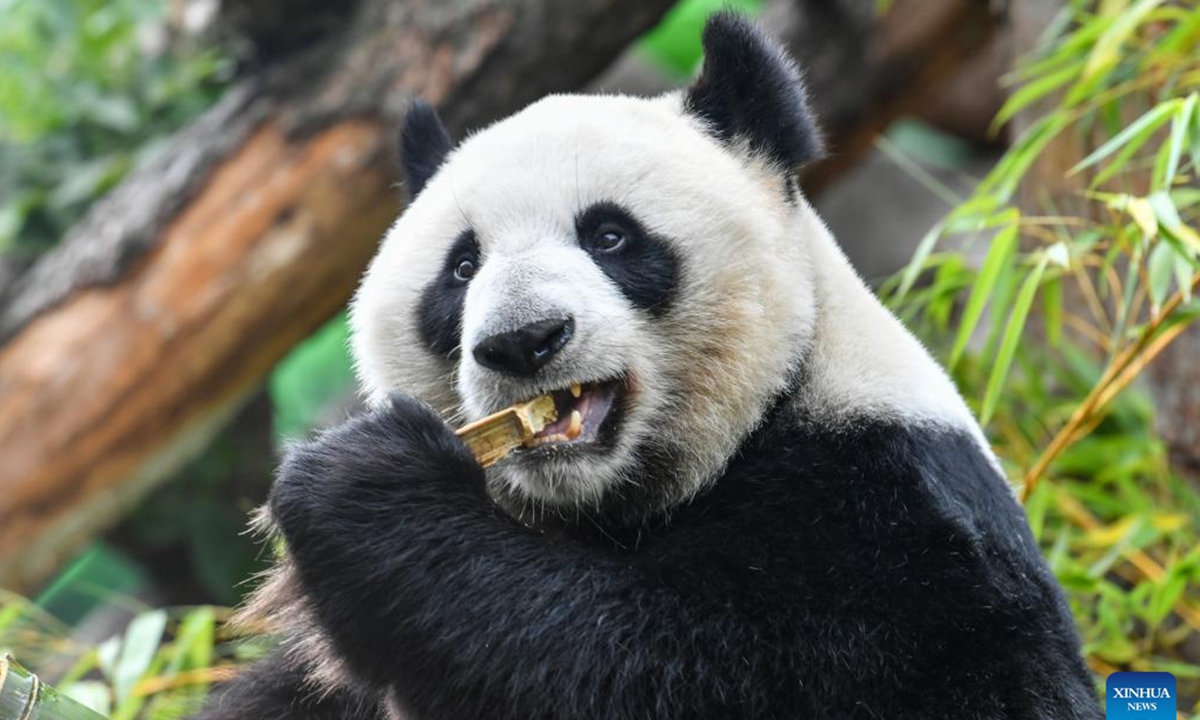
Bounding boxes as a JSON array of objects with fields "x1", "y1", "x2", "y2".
[
  {"x1": 1150, "y1": 190, "x2": 1200, "y2": 253},
  {"x1": 1175, "y1": 254, "x2": 1194, "y2": 302},
  {"x1": 63, "y1": 681, "x2": 112, "y2": 717},
  {"x1": 112, "y1": 609, "x2": 167, "y2": 705},
  {"x1": 1044, "y1": 274, "x2": 1063, "y2": 347},
  {"x1": 169, "y1": 607, "x2": 215, "y2": 681},
  {"x1": 1147, "y1": 569, "x2": 1189, "y2": 625},
  {"x1": 1013, "y1": 15, "x2": 1106, "y2": 81},
  {"x1": 1158, "y1": 5, "x2": 1200, "y2": 54},
  {"x1": 991, "y1": 63, "x2": 1082, "y2": 133},
  {"x1": 1081, "y1": 0, "x2": 1165, "y2": 81},
  {"x1": 980, "y1": 253, "x2": 1050, "y2": 425},
  {"x1": 981, "y1": 115, "x2": 1070, "y2": 201},
  {"x1": 1158, "y1": 93, "x2": 1196, "y2": 188},
  {"x1": 949, "y1": 220, "x2": 1019, "y2": 368},
  {"x1": 1191, "y1": 100, "x2": 1200, "y2": 175},
  {"x1": 894, "y1": 220, "x2": 944, "y2": 300},
  {"x1": 1172, "y1": 187, "x2": 1200, "y2": 209},
  {"x1": 1070, "y1": 100, "x2": 1179, "y2": 176},
  {"x1": 1147, "y1": 240, "x2": 1176, "y2": 312},
  {"x1": 1127, "y1": 196, "x2": 1159, "y2": 241}
]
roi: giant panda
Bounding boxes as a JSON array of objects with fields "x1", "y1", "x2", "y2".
[{"x1": 196, "y1": 13, "x2": 1102, "y2": 720}]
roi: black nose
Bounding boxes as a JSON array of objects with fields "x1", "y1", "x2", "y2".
[{"x1": 472, "y1": 317, "x2": 575, "y2": 376}]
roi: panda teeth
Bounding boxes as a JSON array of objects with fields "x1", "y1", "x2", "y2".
[
  {"x1": 570, "y1": 383, "x2": 582, "y2": 399},
  {"x1": 566, "y1": 410, "x2": 583, "y2": 439}
]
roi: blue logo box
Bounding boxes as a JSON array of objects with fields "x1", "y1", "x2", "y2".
[{"x1": 1106, "y1": 672, "x2": 1175, "y2": 719}]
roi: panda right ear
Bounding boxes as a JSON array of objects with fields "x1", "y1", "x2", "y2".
[{"x1": 400, "y1": 100, "x2": 454, "y2": 201}]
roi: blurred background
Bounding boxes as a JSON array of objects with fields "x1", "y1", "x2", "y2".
[{"x1": 0, "y1": 0, "x2": 1198, "y2": 716}]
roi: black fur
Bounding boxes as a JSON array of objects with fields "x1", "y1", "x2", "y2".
[
  {"x1": 400, "y1": 100, "x2": 453, "y2": 201},
  {"x1": 416, "y1": 229, "x2": 478, "y2": 358},
  {"x1": 192, "y1": 650, "x2": 382, "y2": 720},
  {"x1": 575, "y1": 202, "x2": 680, "y2": 317},
  {"x1": 225, "y1": 393, "x2": 1101, "y2": 720},
  {"x1": 684, "y1": 13, "x2": 822, "y2": 171}
]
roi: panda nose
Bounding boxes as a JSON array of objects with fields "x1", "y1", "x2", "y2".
[{"x1": 472, "y1": 317, "x2": 575, "y2": 376}]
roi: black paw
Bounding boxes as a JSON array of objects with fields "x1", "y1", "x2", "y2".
[{"x1": 268, "y1": 392, "x2": 485, "y2": 554}]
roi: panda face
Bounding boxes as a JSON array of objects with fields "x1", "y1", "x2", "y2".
[{"x1": 350, "y1": 93, "x2": 816, "y2": 516}]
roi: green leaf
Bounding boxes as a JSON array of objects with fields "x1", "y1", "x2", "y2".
[
  {"x1": 1146, "y1": 569, "x2": 1189, "y2": 625},
  {"x1": 0, "y1": 202, "x2": 24, "y2": 252},
  {"x1": 991, "y1": 62, "x2": 1082, "y2": 133},
  {"x1": 1175, "y1": 254, "x2": 1194, "y2": 302},
  {"x1": 1158, "y1": 92, "x2": 1196, "y2": 189},
  {"x1": 1158, "y1": 4, "x2": 1200, "y2": 54},
  {"x1": 894, "y1": 219, "x2": 945, "y2": 301},
  {"x1": 81, "y1": 92, "x2": 140, "y2": 133},
  {"x1": 112, "y1": 609, "x2": 167, "y2": 704},
  {"x1": 168, "y1": 607, "x2": 216, "y2": 695},
  {"x1": 980, "y1": 114, "x2": 1070, "y2": 201},
  {"x1": 1191, "y1": 97, "x2": 1200, "y2": 176},
  {"x1": 1150, "y1": 189, "x2": 1200, "y2": 254},
  {"x1": 1043, "y1": 274, "x2": 1063, "y2": 347},
  {"x1": 1147, "y1": 659, "x2": 1200, "y2": 679},
  {"x1": 949, "y1": 219, "x2": 1019, "y2": 368},
  {"x1": 1012, "y1": 13, "x2": 1105, "y2": 82},
  {"x1": 980, "y1": 253, "x2": 1049, "y2": 425},
  {"x1": 1147, "y1": 240, "x2": 1176, "y2": 311},
  {"x1": 63, "y1": 681, "x2": 112, "y2": 717},
  {"x1": 1080, "y1": 0, "x2": 1165, "y2": 85},
  {"x1": 637, "y1": 0, "x2": 764, "y2": 78},
  {"x1": 1070, "y1": 100, "x2": 1179, "y2": 176},
  {"x1": 1128, "y1": 196, "x2": 1160, "y2": 242},
  {"x1": 1172, "y1": 187, "x2": 1200, "y2": 209}
]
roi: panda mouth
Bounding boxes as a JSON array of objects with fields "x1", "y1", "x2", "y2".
[{"x1": 525, "y1": 379, "x2": 622, "y2": 447}]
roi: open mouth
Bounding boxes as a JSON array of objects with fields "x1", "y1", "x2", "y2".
[{"x1": 525, "y1": 378, "x2": 623, "y2": 448}]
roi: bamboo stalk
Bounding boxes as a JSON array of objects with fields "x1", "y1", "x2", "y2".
[
  {"x1": 1020, "y1": 274, "x2": 1200, "y2": 501},
  {"x1": 455, "y1": 396, "x2": 558, "y2": 468},
  {"x1": 0, "y1": 655, "x2": 111, "y2": 720}
]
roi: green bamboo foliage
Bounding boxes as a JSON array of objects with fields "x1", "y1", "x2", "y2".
[
  {"x1": 0, "y1": 597, "x2": 260, "y2": 720},
  {"x1": 886, "y1": 0, "x2": 1200, "y2": 707}
]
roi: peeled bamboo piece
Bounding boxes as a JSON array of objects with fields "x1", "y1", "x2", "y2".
[
  {"x1": 455, "y1": 396, "x2": 558, "y2": 468},
  {"x1": 0, "y1": 655, "x2": 111, "y2": 720}
]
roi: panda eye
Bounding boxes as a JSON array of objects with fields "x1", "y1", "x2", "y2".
[
  {"x1": 453, "y1": 256, "x2": 477, "y2": 282},
  {"x1": 591, "y1": 226, "x2": 628, "y2": 254}
]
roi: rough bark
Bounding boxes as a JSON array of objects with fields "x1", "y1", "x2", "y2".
[{"x1": 0, "y1": 0, "x2": 675, "y2": 593}]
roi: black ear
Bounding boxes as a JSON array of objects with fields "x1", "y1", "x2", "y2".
[
  {"x1": 684, "y1": 12, "x2": 822, "y2": 170},
  {"x1": 400, "y1": 100, "x2": 454, "y2": 201}
]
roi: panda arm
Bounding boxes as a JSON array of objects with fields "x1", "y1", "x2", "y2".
[{"x1": 269, "y1": 394, "x2": 788, "y2": 720}]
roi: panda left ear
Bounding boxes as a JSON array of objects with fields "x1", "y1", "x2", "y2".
[
  {"x1": 400, "y1": 100, "x2": 454, "y2": 202},
  {"x1": 684, "y1": 12, "x2": 823, "y2": 171}
]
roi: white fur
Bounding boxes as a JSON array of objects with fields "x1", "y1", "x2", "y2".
[
  {"x1": 786, "y1": 198, "x2": 997, "y2": 461},
  {"x1": 350, "y1": 90, "x2": 997, "y2": 512}
]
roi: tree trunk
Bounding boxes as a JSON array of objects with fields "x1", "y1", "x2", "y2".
[{"x1": 0, "y1": 0, "x2": 676, "y2": 594}]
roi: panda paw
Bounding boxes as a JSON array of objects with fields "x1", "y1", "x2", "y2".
[{"x1": 269, "y1": 392, "x2": 487, "y2": 549}]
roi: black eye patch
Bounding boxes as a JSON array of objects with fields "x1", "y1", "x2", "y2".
[
  {"x1": 575, "y1": 202, "x2": 680, "y2": 317},
  {"x1": 417, "y1": 229, "x2": 479, "y2": 358}
]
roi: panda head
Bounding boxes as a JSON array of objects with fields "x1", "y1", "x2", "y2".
[{"x1": 350, "y1": 13, "x2": 823, "y2": 522}]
